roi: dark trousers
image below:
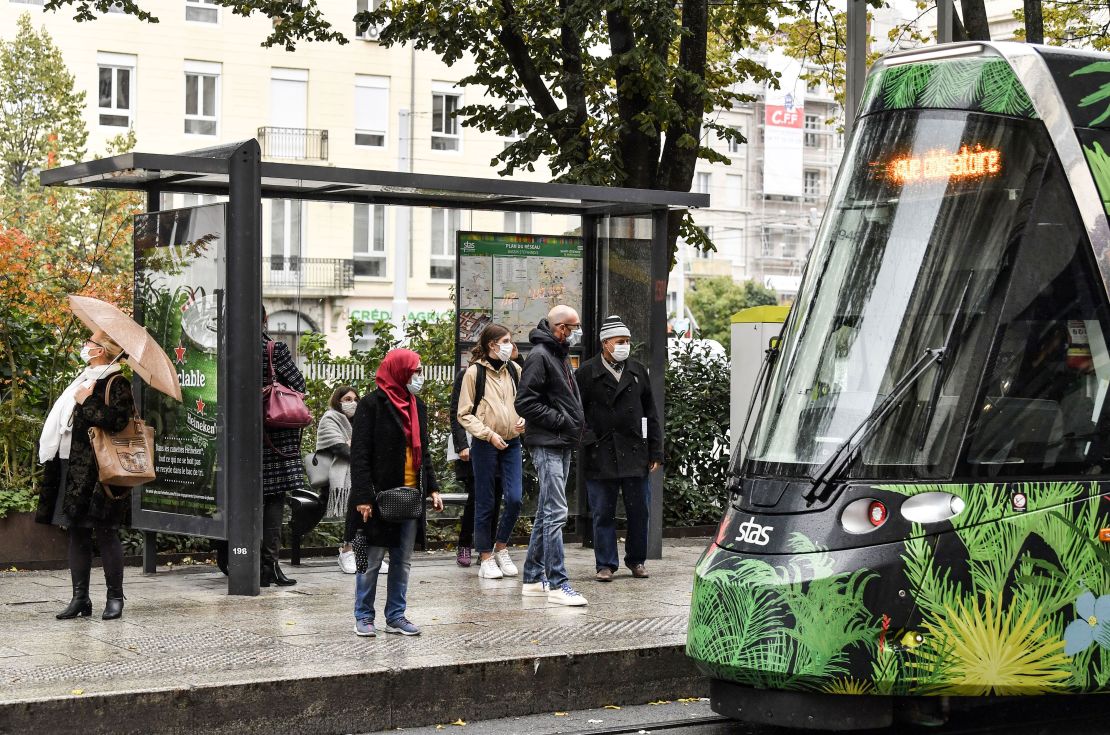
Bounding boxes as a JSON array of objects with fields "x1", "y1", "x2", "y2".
[
  {"x1": 261, "y1": 494, "x2": 284, "y2": 564},
  {"x1": 457, "y1": 469, "x2": 500, "y2": 548},
  {"x1": 68, "y1": 525, "x2": 124, "y2": 596},
  {"x1": 586, "y1": 476, "x2": 650, "y2": 572}
]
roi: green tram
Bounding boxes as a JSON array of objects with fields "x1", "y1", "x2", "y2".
[{"x1": 687, "y1": 42, "x2": 1110, "y2": 728}]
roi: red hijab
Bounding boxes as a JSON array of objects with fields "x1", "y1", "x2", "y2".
[{"x1": 375, "y1": 348, "x2": 422, "y2": 468}]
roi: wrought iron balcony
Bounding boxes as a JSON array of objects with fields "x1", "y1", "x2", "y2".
[
  {"x1": 257, "y1": 127, "x2": 329, "y2": 160},
  {"x1": 264, "y1": 257, "x2": 354, "y2": 292}
]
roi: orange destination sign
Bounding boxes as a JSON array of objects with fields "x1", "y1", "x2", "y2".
[{"x1": 882, "y1": 144, "x2": 1002, "y2": 184}]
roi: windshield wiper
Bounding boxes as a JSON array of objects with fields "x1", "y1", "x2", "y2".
[{"x1": 803, "y1": 281, "x2": 972, "y2": 506}]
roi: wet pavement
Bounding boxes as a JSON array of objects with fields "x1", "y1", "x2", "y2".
[{"x1": 0, "y1": 538, "x2": 708, "y2": 734}]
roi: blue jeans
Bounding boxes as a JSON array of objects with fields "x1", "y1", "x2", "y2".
[
  {"x1": 587, "y1": 477, "x2": 650, "y2": 572},
  {"x1": 523, "y1": 445, "x2": 573, "y2": 589},
  {"x1": 471, "y1": 437, "x2": 523, "y2": 553},
  {"x1": 353, "y1": 519, "x2": 416, "y2": 625}
]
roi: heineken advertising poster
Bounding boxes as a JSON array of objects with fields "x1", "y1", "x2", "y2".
[
  {"x1": 134, "y1": 204, "x2": 224, "y2": 519},
  {"x1": 456, "y1": 232, "x2": 583, "y2": 345}
]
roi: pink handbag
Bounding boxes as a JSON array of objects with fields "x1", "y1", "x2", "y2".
[{"x1": 263, "y1": 341, "x2": 313, "y2": 430}]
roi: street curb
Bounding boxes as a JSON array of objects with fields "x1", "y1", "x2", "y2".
[{"x1": 0, "y1": 644, "x2": 706, "y2": 735}]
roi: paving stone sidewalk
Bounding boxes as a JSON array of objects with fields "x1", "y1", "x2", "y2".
[{"x1": 0, "y1": 538, "x2": 708, "y2": 707}]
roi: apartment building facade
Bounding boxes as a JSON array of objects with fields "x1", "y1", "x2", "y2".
[{"x1": 4, "y1": 0, "x2": 848, "y2": 347}]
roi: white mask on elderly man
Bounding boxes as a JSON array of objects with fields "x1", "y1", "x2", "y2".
[{"x1": 611, "y1": 343, "x2": 631, "y2": 362}]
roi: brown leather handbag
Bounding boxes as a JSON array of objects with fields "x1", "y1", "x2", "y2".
[{"x1": 88, "y1": 375, "x2": 156, "y2": 488}]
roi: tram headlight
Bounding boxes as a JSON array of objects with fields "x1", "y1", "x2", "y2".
[{"x1": 899, "y1": 492, "x2": 966, "y2": 524}]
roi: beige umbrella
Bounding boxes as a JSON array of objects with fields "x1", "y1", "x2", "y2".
[{"x1": 68, "y1": 294, "x2": 183, "y2": 402}]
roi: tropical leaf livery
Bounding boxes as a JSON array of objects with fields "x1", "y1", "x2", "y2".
[{"x1": 861, "y1": 57, "x2": 1036, "y2": 119}]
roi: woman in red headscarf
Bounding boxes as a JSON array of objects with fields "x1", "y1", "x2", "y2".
[{"x1": 348, "y1": 348, "x2": 443, "y2": 637}]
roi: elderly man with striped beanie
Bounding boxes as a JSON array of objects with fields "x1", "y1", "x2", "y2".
[{"x1": 574, "y1": 315, "x2": 663, "y2": 581}]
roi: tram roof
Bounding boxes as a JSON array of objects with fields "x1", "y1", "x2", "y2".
[{"x1": 40, "y1": 141, "x2": 708, "y2": 217}]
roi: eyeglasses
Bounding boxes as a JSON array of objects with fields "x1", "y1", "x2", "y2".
[{"x1": 556, "y1": 322, "x2": 581, "y2": 329}]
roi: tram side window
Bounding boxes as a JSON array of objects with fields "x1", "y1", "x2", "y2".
[{"x1": 964, "y1": 162, "x2": 1110, "y2": 477}]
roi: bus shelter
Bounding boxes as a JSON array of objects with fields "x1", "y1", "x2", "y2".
[{"x1": 41, "y1": 140, "x2": 708, "y2": 595}]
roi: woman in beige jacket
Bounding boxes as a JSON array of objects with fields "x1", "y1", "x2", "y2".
[{"x1": 457, "y1": 324, "x2": 526, "y2": 580}]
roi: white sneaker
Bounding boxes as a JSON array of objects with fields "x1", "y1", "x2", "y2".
[
  {"x1": 380, "y1": 558, "x2": 389, "y2": 574},
  {"x1": 493, "y1": 549, "x2": 518, "y2": 576},
  {"x1": 478, "y1": 557, "x2": 503, "y2": 579},
  {"x1": 521, "y1": 580, "x2": 549, "y2": 597},
  {"x1": 548, "y1": 583, "x2": 588, "y2": 606},
  {"x1": 338, "y1": 548, "x2": 356, "y2": 574}
]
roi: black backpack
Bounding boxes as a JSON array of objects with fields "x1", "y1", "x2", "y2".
[{"x1": 465, "y1": 361, "x2": 519, "y2": 416}]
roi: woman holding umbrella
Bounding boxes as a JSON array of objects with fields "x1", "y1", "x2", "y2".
[
  {"x1": 37, "y1": 295, "x2": 182, "y2": 621},
  {"x1": 37, "y1": 330, "x2": 135, "y2": 621}
]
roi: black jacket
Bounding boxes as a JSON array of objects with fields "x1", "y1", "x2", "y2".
[
  {"x1": 36, "y1": 374, "x2": 135, "y2": 527},
  {"x1": 575, "y1": 355, "x2": 663, "y2": 481},
  {"x1": 348, "y1": 389, "x2": 439, "y2": 548},
  {"x1": 514, "y1": 320, "x2": 584, "y2": 448},
  {"x1": 449, "y1": 369, "x2": 472, "y2": 480}
]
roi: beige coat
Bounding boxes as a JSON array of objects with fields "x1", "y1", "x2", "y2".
[{"x1": 457, "y1": 358, "x2": 523, "y2": 443}]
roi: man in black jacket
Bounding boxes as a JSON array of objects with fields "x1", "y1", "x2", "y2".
[
  {"x1": 515, "y1": 305, "x2": 588, "y2": 606},
  {"x1": 575, "y1": 315, "x2": 663, "y2": 582}
]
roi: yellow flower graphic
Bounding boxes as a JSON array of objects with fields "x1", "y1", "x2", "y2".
[
  {"x1": 822, "y1": 677, "x2": 874, "y2": 695},
  {"x1": 921, "y1": 592, "x2": 1070, "y2": 696}
]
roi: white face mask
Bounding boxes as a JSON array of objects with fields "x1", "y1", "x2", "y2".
[
  {"x1": 566, "y1": 327, "x2": 583, "y2": 347},
  {"x1": 611, "y1": 343, "x2": 631, "y2": 362},
  {"x1": 79, "y1": 346, "x2": 97, "y2": 364},
  {"x1": 407, "y1": 374, "x2": 424, "y2": 394},
  {"x1": 340, "y1": 400, "x2": 357, "y2": 417},
  {"x1": 496, "y1": 342, "x2": 513, "y2": 362}
]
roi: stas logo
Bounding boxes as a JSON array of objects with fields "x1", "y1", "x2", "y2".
[{"x1": 735, "y1": 516, "x2": 773, "y2": 546}]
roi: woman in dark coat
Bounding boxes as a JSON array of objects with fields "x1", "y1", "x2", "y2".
[
  {"x1": 262, "y1": 318, "x2": 306, "y2": 587},
  {"x1": 37, "y1": 330, "x2": 135, "y2": 620},
  {"x1": 349, "y1": 348, "x2": 443, "y2": 637}
]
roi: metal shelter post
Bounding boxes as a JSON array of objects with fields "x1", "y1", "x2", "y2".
[
  {"x1": 846, "y1": 0, "x2": 868, "y2": 139},
  {"x1": 141, "y1": 187, "x2": 160, "y2": 575},
  {"x1": 577, "y1": 213, "x2": 599, "y2": 548},
  {"x1": 647, "y1": 208, "x2": 669, "y2": 560},
  {"x1": 226, "y1": 141, "x2": 264, "y2": 596},
  {"x1": 937, "y1": 0, "x2": 954, "y2": 44}
]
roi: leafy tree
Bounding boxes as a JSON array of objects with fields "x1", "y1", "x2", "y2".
[
  {"x1": 686, "y1": 276, "x2": 777, "y2": 351},
  {"x1": 0, "y1": 17, "x2": 141, "y2": 495}
]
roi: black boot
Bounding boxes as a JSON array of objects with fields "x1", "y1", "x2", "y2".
[
  {"x1": 57, "y1": 566, "x2": 92, "y2": 620},
  {"x1": 260, "y1": 560, "x2": 275, "y2": 588},
  {"x1": 102, "y1": 586, "x2": 125, "y2": 620},
  {"x1": 272, "y1": 561, "x2": 297, "y2": 587}
]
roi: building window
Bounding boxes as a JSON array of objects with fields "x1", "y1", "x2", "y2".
[
  {"x1": 431, "y1": 88, "x2": 461, "y2": 151},
  {"x1": 185, "y1": 0, "x2": 218, "y2": 23},
  {"x1": 728, "y1": 125, "x2": 745, "y2": 154},
  {"x1": 355, "y1": 0, "x2": 382, "y2": 39},
  {"x1": 430, "y1": 208, "x2": 460, "y2": 279},
  {"x1": 725, "y1": 174, "x2": 744, "y2": 208},
  {"x1": 694, "y1": 172, "x2": 710, "y2": 195},
  {"x1": 184, "y1": 61, "x2": 220, "y2": 135},
  {"x1": 270, "y1": 199, "x2": 304, "y2": 268},
  {"x1": 804, "y1": 113, "x2": 822, "y2": 148},
  {"x1": 355, "y1": 75, "x2": 388, "y2": 148},
  {"x1": 503, "y1": 211, "x2": 532, "y2": 234},
  {"x1": 97, "y1": 53, "x2": 135, "y2": 128},
  {"x1": 804, "y1": 170, "x2": 821, "y2": 198},
  {"x1": 353, "y1": 204, "x2": 386, "y2": 278}
]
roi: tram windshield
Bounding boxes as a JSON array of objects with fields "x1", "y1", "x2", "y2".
[{"x1": 746, "y1": 108, "x2": 1110, "y2": 480}]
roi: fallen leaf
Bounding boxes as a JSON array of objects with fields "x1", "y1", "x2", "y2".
[
  {"x1": 435, "y1": 726, "x2": 444, "y2": 731},
  {"x1": 71, "y1": 689, "x2": 84, "y2": 696},
  {"x1": 530, "y1": 639, "x2": 540, "y2": 644},
  {"x1": 649, "y1": 700, "x2": 671, "y2": 705},
  {"x1": 677, "y1": 697, "x2": 700, "y2": 703},
  {"x1": 604, "y1": 705, "x2": 621, "y2": 710},
  {"x1": 451, "y1": 719, "x2": 466, "y2": 726},
  {"x1": 284, "y1": 621, "x2": 296, "y2": 626},
  {"x1": 554, "y1": 712, "x2": 568, "y2": 717}
]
